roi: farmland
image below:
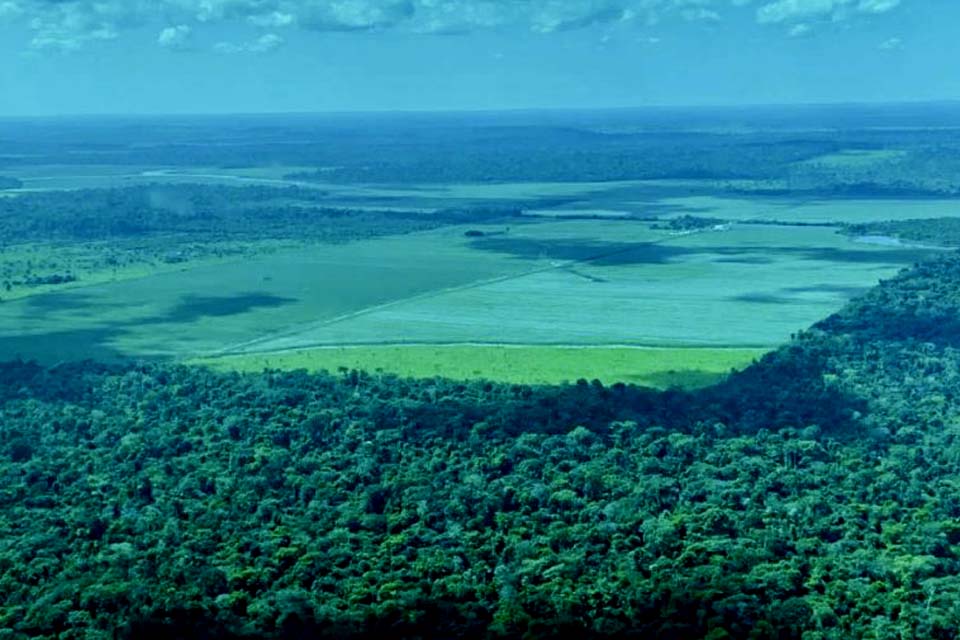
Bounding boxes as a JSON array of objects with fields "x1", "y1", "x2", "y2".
[
  {"x1": 0, "y1": 211, "x2": 937, "y2": 386},
  {"x1": 193, "y1": 344, "x2": 767, "y2": 388},
  {"x1": 226, "y1": 221, "x2": 932, "y2": 354},
  {"x1": 1, "y1": 108, "x2": 959, "y2": 387}
]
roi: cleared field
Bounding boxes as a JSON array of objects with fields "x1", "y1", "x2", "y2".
[
  {"x1": 0, "y1": 226, "x2": 542, "y2": 362},
  {"x1": 0, "y1": 239, "x2": 302, "y2": 301},
  {"x1": 193, "y1": 344, "x2": 767, "y2": 389},
  {"x1": 651, "y1": 195, "x2": 960, "y2": 224},
  {"x1": 239, "y1": 223, "x2": 930, "y2": 352},
  {"x1": 797, "y1": 149, "x2": 908, "y2": 168},
  {"x1": 0, "y1": 217, "x2": 938, "y2": 378}
]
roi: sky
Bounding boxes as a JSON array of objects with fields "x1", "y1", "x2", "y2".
[{"x1": 0, "y1": 0, "x2": 956, "y2": 116}]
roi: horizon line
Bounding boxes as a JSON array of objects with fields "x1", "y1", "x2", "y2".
[{"x1": 1, "y1": 98, "x2": 958, "y2": 120}]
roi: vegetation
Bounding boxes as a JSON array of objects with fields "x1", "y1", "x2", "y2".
[
  {"x1": 845, "y1": 217, "x2": 960, "y2": 247},
  {"x1": 4, "y1": 109, "x2": 960, "y2": 638},
  {"x1": 5, "y1": 251, "x2": 960, "y2": 637},
  {"x1": 0, "y1": 185, "x2": 457, "y2": 244},
  {"x1": 0, "y1": 185, "x2": 495, "y2": 299},
  {"x1": 651, "y1": 215, "x2": 727, "y2": 232},
  {"x1": 194, "y1": 345, "x2": 767, "y2": 389}
]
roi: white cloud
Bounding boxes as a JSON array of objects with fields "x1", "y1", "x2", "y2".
[
  {"x1": 756, "y1": 0, "x2": 903, "y2": 24},
  {"x1": 878, "y1": 35, "x2": 902, "y2": 50},
  {"x1": 214, "y1": 31, "x2": 283, "y2": 53},
  {"x1": 0, "y1": 0, "x2": 915, "y2": 52},
  {"x1": 297, "y1": 0, "x2": 415, "y2": 31},
  {"x1": 0, "y1": 1, "x2": 23, "y2": 20},
  {"x1": 681, "y1": 7, "x2": 720, "y2": 21},
  {"x1": 250, "y1": 32, "x2": 283, "y2": 51},
  {"x1": 248, "y1": 10, "x2": 295, "y2": 28},
  {"x1": 859, "y1": 0, "x2": 900, "y2": 13},
  {"x1": 158, "y1": 24, "x2": 192, "y2": 49},
  {"x1": 530, "y1": 1, "x2": 632, "y2": 34},
  {"x1": 788, "y1": 22, "x2": 811, "y2": 36}
]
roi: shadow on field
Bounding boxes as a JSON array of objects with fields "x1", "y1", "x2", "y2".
[
  {"x1": 467, "y1": 236, "x2": 931, "y2": 267},
  {"x1": 147, "y1": 293, "x2": 297, "y2": 324},
  {"x1": 731, "y1": 284, "x2": 873, "y2": 305},
  {"x1": 0, "y1": 327, "x2": 129, "y2": 364},
  {"x1": 785, "y1": 284, "x2": 871, "y2": 296},
  {"x1": 4, "y1": 291, "x2": 298, "y2": 363},
  {"x1": 629, "y1": 368, "x2": 728, "y2": 389},
  {"x1": 730, "y1": 293, "x2": 801, "y2": 305},
  {"x1": 23, "y1": 291, "x2": 132, "y2": 316}
]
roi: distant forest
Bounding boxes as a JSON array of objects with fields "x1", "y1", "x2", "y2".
[
  {"x1": 3, "y1": 111, "x2": 960, "y2": 196},
  {"x1": 3, "y1": 247, "x2": 960, "y2": 638}
]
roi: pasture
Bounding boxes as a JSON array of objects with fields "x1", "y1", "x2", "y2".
[
  {"x1": 0, "y1": 212, "x2": 941, "y2": 385},
  {"x1": 238, "y1": 222, "x2": 929, "y2": 353},
  {"x1": 194, "y1": 345, "x2": 767, "y2": 389}
]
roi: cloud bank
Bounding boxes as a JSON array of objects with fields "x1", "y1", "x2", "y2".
[{"x1": 3, "y1": 0, "x2": 910, "y2": 51}]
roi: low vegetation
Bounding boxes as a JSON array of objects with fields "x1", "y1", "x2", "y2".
[
  {"x1": 0, "y1": 185, "x2": 492, "y2": 300},
  {"x1": 194, "y1": 345, "x2": 767, "y2": 389}
]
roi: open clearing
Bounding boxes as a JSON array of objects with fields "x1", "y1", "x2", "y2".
[
  {"x1": 234, "y1": 222, "x2": 930, "y2": 353},
  {"x1": 0, "y1": 214, "x2": 939, "y2": 385},
  {"x1": 193, "y1": 345, "x2": 767, "y2": 388}
]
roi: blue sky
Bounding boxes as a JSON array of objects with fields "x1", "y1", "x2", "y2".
[{"x1": 0, "y1": 0, "x2": 954, "y2": 115}]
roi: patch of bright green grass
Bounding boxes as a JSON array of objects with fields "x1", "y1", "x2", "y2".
[
  {"x1": 193, "y1": 345, "x2": 768, "y2": 389},
  {"x1": 798, "y1": 149, "x2": 908, "y2": 168}
]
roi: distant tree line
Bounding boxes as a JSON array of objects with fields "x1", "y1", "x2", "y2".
[{"x1": 845, "y1": 217, "x2": 960, "y2": 247}]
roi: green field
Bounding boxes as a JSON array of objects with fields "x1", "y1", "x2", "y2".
[
  {"x1": 194, "y1": 344, "x2": 767, "y2": 388},
  {"x1": 0, "y1": 226, "x2": 543, "y2": 361},
  {"x1": 798, "y1": 149, "x2": 908, "y2": 168},
  {"x1": 236, "y1": 222, "x2": 932, "y2": 352},
  {"x1": 651, "y1": 195, "x2": 960, "y2": 224},
  {"x1": 0, "y1": 214, "x2": 941, "y2": 385}
]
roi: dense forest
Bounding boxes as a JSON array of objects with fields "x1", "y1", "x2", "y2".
[
  {"x1": 3, "y1": 249, "x2": 960, "y2": 638},
  {"x1": 0, "y1": 185, "x2": 452, "y2": 245}
]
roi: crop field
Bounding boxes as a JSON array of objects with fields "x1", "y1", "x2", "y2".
[
  {"x1": 649, "y1": 195, "x2": 960, "y2": 224},
  {"x1": 0, "y1": 226, "x2": 541, "y2": 362},
  {"x1": 0, "y1": 207, "x2": 943, "y2": 385},
  {"x1": 798, "y1": 149, "x2": 908, "y2": 168},
  {"x1": 194, "y1": 345, "x2": 767, "y2": 388},
  {"x1": 235, "y1": 222, "x2": 931, "y2": 353}
]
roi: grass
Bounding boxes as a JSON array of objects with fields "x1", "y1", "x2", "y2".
[
  {"x1": 654, "y1": 195, "x2": 960, "y2": 224},
  {"x1": 798, "y1": 149, "x2": 908, "y2": 168},
  {"x1": 0, "y1": 218, "x2": 938, "y2": 370},
  {"x1": 192, "y1": 344, "x2": 768, "y2": 389},
  {"x1": 0, "y1": 226, "x2": 539, "y2": 362},
  {"x1": 0, "y1": 239, "x2": 302, "y2": 302},
  {"x1": 242, "y1": 222, "x2": 929, "y2": 352}
]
